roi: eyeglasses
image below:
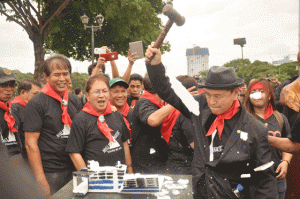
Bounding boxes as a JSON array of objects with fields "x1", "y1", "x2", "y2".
[
  {"x1": 0, "y1": 82, "x2": 17, "y2": 88},
  {"x1": 91, "y1": 90, "x2": 108, "y2": 95}
]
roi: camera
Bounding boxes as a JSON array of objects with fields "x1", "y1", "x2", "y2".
[{"x1": 94, "y1": 48, "x2": 106, "y2": 55}]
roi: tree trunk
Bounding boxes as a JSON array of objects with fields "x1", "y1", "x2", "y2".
[{"x1": 33, "y1": 36, "x2": 46, "y2": 84}]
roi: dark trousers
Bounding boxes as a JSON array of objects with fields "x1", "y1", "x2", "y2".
[{"x1": 45, "y1": 170, "x2": 73, "y2": 195}]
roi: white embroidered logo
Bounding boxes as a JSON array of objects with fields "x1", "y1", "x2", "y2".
[
  {"x1": 56, "y1": 124, "x2": 71, "y2": 139},
  {"x1": 102, "y1": 130, "x2": 122, "y2": 153},
  {"x1": 0, "y1": 132, "x2": 17, "y2": 146}
]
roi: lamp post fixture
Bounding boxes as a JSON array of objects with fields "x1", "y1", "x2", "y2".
[
  {"x1": 234, "y1": 38, "x2": 246, "y2": 79},
  {"x1": 81, "y1": 14, "x2": 104, "y2": 64}
]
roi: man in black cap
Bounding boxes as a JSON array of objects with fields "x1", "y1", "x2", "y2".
[
  {"x1": 0, "y1": 67, "x2": 22, "y2": 158},
  {"x1": 145, "y1": 45, "x2": 277, "y2": 198}
]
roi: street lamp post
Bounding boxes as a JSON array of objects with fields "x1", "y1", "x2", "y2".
[
  {"x1": 81, "y1": 14, "x2": 104, "y2": 64},
  {"x1": 234, "y1": 38, "x2": 246, "y2": 78}
]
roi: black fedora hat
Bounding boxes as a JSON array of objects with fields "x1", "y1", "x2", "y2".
[{"x1": 198, "y1": 66, "x2": 244, "y2": 89}]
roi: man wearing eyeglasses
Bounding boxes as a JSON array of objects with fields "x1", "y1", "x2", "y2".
[
  {"x1": 0, "y1": 67, "x2": 22, "y2": 157},
  {"x1": 11, "y1": 79, "x2": 42, "y2": 160}
]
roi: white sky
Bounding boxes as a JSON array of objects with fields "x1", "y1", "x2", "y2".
[{"x1": 0, "y1": 0, "x2": 299, "y2": 79}]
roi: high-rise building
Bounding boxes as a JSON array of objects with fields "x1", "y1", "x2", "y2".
[{"x1": 186, "y1": 46, "x2": 209, "y2": 76}]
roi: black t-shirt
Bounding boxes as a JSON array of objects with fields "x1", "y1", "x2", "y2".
[
  {"x1": 204, "y1": 109, "x2": 241, "y2": 162},
  {"x1": 0, "y1": 108, "x2": 21, "y2": 155},
  {"x1": 125, "y1": 107, "x2": 133, "y2": 125},
  {"x1": 11, "y1": 102, "x2": 26, "y2": 151},
  {"x1": 65, "y1": 111, "x2": 131, "y2": 166},
  {"x1": 127, "y1": 95, "x2": 139, "y2": 107},
  {"x1": 256, "y1": 113, "x2": 291, "y2": 169},
  {"x1": 131, "y1": 98, "x2": 169, "y2": 174},
  {"x1": 23, "y1": 92, "x2": 81, "y2": 172},
  {"x1": 167, "y1": 113, "x2": 194, "y2": 175}
]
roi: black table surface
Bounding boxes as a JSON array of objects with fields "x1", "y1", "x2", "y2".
[{"x1": 51, "y1": 174, "x2": 193, "y2": 199}]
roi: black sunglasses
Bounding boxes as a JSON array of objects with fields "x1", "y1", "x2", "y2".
[{"x1": 0, "y1": 82, "x2": 17, "y2": 88}]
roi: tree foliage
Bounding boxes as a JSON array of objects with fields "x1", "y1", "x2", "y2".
[
  {"x1": 1, "y1": 0, "x2": 171, "y2": 83},
  {"x1": 71, "y1": 72, "x2": 88, "y2": 93},
  {"x1": 0, "y1": 0, "x2": 71, "y2": 82},
  {"x1": 46, "y1": 0, "x2": 171, "y2": 61},
  {"x1": 233, "y1": 59, "x2": 298, "y2": 85},
  {"x1": 223, "y1": 58, "x2": 251, "y2": 72}
]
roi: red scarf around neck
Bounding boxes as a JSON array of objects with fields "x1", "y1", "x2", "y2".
[
  {"x1": 120, "y1": 103, "x2": 131, "y2": 131},
  {"x1": 82, "y1": 101, "x2": 114, "y2": 142},
  {"x1": 120, "y1": 102, "x2": 132, "y2": 140},
  {"x1": 140, "y1": 90, "x2": 180, "y2": 144},
  {"x1": 0, "y1": 101, "x2": 18, "y2": 133},
  {"x1": 140, "y1": 91, "x2": 165, "y2": 108},
  {"x1": 130, "y1": 100, "x2": 137, "y2": 108},
  {"x1": 11, "y1": 96, "x2": 27, "y2": 107},
  {"x1": 206, "y1": 99, "x2": 240, "y2": 140},
  {"x1": 41, "y1": 82, "x2": 72, "y2": 126},
  {"x1": 264, "y1": 103, "x2": 273, "y2": 120}
]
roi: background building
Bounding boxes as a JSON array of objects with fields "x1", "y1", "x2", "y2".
[
  {"x1": 272, "y1": 55, "x2": 293, "y2": 66},
  {"x1": 186, "y1": 46, "x2": 209, "y2": 76}
]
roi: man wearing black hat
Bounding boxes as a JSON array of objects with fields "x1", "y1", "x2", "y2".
[
  {"x1": 145, "y1": 46, "x2": 277, "y2": 198},
  {"x1": 0, "y1": 67, "x2": 22, "y2": 157}
]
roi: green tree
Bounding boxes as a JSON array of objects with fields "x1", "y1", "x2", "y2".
[
  {"x1": 71, "y1": 72, "x2": 88, "y2": 93},
  {"x1": 46, "y1": 0, "x2": 171, "y2": 61},
  {"x1": 1, "y1": 0, "x2": 171, "y2": 83},
  {"x1": 0, "y1": 0, "x2": 71, "y2": 82},
  {"x1": 223, "y1": 58, "x2": 251, "y2": 72},
  {"x1": 277, "y1": 61, "x2": 298, "y2": 82}
]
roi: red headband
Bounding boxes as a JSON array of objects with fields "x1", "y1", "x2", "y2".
[{"x1": 250, "y1": 82, "x2": 263, "y2": 91}]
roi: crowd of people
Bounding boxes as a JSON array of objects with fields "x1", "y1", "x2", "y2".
[{"x1": 1, "y1": 44, "x2": 300, "y2": 199}]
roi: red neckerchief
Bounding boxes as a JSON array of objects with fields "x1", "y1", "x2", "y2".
[
  {"x1": 140, "y1": 90, "x2": 164, "y2": 108},
  {"x1": 82, "y1": 101, "x2": 114, "y2": 142},
  {"x1": 11, "y1": 96, "x2": 27, "y2": 107},
  {"x1": 140, "y1": 90, "x2": 180, "y2": 144},
  {"x1": 130, "y1": 100, "x2": 137, "y2": 107},
  {"x1": 264, "y1": 103, "x2": 273, "y2": 120},
  {"x1": 120, "y1": 102, "x2": 132, "y2": 140},
  {"x1": 206, "y1": 100, "x2": 240, "y2": 139},
  {"x1": 161, "y1": 109, "x2": 181, "y2": 144},
  {"x1": 0, "y1": 101, "x2": 18, "y2": 133},
  {"x1": 41, "y1": 82, "x2": 72, "y2": 126}
]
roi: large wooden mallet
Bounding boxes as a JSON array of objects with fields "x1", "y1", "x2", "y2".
[{"x1": 145, "y1": 4, "x2": 185, "y2": 63}]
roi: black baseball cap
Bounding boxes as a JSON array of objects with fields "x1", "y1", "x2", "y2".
[{"x1": 0, "y1": 67, "x2": 16, "y2": 84}]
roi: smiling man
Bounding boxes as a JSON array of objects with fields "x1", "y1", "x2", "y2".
[
  {"x1": 109, "y1": 78, "x2": 133, "y2": 123},
  {"x1": 23, "y1": 55, "x2": 82, "y2": 196},
  {"x1": 145, "y1": 44, "x2": 277, "y2": 199}
]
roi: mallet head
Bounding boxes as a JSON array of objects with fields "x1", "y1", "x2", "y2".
[{"x1": 163, "y1": 4, "x2": 185, "y2": 26}]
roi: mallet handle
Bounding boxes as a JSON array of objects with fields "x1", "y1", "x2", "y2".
[{"x1": 145, "y1": 20, "x2": 174, "y2": 63}]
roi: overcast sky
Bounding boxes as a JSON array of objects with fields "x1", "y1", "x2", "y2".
[{"x1": 0, "y1": 0, "x2": 299, "y2": 79}]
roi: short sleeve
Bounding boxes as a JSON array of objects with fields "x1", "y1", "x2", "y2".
[
  {"x1": 23, "y1": 99, "x2": 44, "y2": 133},
  {"x1": 65, "y1": 114, "x2": 86, "y2": 153},
  {"x1": 138, "y1": 99, "x2": 157, "y2": 125}
]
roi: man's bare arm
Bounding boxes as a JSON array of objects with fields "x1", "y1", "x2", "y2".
[{"x1": 25, "y1": 132, "x2": 50, "y2": 196}]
